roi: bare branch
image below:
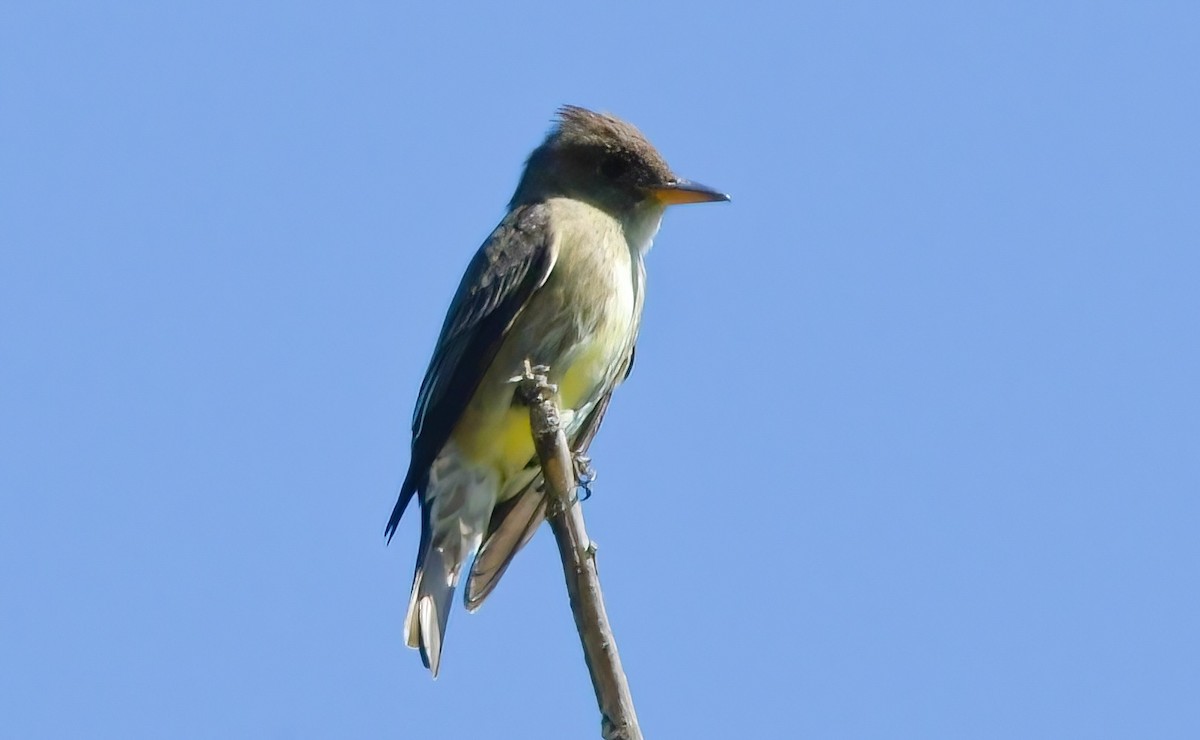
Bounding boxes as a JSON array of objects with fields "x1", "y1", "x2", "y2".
[{"x1": 516, "y1": 361, "x2": 643, "y2": 740}]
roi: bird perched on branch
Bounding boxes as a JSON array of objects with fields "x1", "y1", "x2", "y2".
[{"x1": 386, "y1": 106, "x2": 729, "y2": 676}]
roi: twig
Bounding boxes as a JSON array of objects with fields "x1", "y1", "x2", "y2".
[{"x1": 515, "y1": 361, "x2": 643, "y2": 740}]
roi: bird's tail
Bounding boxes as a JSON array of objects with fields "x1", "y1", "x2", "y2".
[
  {"x1": 404, "y1": 543, "x2": 462, "y2": 678},
  {"x1": 403, "y1": 463, "x2": 494, "y2": 677}
]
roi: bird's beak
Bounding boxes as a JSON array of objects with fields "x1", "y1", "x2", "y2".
[{"x1": 651, "y1": 179, "x2": 731, "y2": 206}]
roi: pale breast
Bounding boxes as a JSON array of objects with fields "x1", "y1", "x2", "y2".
[{"x1": 545, "y1": 198, "x2": 639, "y2": 411}]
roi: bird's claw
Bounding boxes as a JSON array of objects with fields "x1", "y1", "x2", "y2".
[
  {"x1": 573, "y1": 453, "x2": 596, "y2": 501},
  {"x1": 509, "y1": 362, "x2": 556, "y2": 397}
]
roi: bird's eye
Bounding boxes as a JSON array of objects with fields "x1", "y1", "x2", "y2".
[{"x1": 599, "y1": 155, "x2": 630, "y2": 180}]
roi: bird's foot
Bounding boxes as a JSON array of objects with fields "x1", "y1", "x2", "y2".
[
  {"x1": 573, "y1": 453, "x2": 596, "y2": 501},
  {"x1": 510, "y1": 361, "x2": 556, "y2": 401}
]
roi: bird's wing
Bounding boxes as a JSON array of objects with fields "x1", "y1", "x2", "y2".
[
  {"x1": 385, "y1": 203, "x2": 558, "y2": 541},
  {"x1": 464, "y1": 253, "x2": 644, "y2": 610}
]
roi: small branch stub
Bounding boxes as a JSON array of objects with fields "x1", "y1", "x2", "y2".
[{"x1": 515, "y1": 360, "x2": 643, "y2": 740}]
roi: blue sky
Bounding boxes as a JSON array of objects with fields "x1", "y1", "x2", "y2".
[{"x1": 2, "y1": 2, "x2": 1197, "y2": 737}]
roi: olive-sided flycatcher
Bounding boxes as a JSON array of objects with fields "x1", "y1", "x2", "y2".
[{"x1": 386, "y1": 106, "x2": 728, "y2": 676}]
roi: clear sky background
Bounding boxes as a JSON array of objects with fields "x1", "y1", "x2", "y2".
[{"x1": 2, "y1": 2, "x2": 1197, "y2": 738}]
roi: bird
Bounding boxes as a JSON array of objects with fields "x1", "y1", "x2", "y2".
[{"x1": 386, "y1": 105, "x2": 729, "y2": 676}]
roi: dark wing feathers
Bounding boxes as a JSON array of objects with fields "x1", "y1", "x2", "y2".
[{"x1": 385, "y1": 204, "x2": 558, "y2": 542}]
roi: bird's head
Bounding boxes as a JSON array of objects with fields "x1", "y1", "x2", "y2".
[{"x1": 511, "y1": 105, "x2": 729, "y2": 216}]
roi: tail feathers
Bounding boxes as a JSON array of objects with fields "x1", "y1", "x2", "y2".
[
  {"x1": 466, "y1": 484, "x2": 546, "y2": 611},
  {"x1": 400, "y1": 452, "x2": 496, "y2": 676},
  {"x1": 404, "y1": 547, "x2": 457, "y2": 677},
  {"x1": 404, "y1": 532, "x2": 486, "y2": 677}
]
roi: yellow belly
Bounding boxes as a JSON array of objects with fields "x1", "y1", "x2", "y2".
[{"x1": 452, "y1": 333, "x2": 622, "y2": 480}]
